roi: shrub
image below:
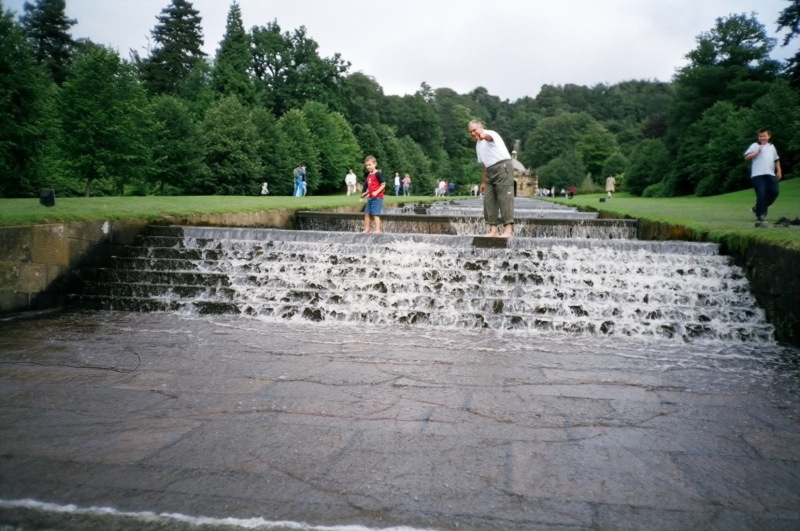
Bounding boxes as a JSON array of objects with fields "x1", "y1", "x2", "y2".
[{"x1": 642, "y1": 183, "x2": 664, "y2": 197}]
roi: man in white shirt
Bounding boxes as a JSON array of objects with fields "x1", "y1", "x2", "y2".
[
  {"x1": 345, "y1": 169, "x2": 357, "y2": 196},
  {"x1": 469, "y1": 120, "x2": 514, "y2": 238},
  {"x1": 744, "y1": 128, "x2": 782, "y2": 227}
]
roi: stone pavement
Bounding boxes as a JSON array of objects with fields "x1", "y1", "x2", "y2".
[{"x1": 0, "y1": 311, "x2": 799, "y2": 530}]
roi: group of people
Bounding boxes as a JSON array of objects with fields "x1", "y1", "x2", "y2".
[
  {"x1": 292, "y1": 165, "x2": 308, "y2": 197},
  {"x1": 435, "y1": 181, "x2": 455, "y2": 197},
  {"x1": 535, "y1": 187, "x2": 555, "y2": 197}
]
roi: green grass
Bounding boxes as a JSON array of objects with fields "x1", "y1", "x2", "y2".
[
  {"x1": 0, "y1": 194, "x2": 446, "y2": 227},
  {"x1": 550, "y1": 178, "x2": 800, "y2": 250}
]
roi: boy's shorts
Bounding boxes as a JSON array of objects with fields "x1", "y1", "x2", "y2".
[{"x1": 365, "y1": 197, "x2": 383, "y2": 216}]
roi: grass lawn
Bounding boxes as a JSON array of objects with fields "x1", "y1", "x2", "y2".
[
  {"x1": 550, "y1": 178, "x2": 800, "y2": 250},
  {"x1": 0, "y1": 194, "x2": 445, "y2": 227}
]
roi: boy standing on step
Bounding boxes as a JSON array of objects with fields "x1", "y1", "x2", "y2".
[
  {"x1": 361, "y1": 156, "x2": 386, "y2": 234},
  {"x1": 745, "y1": 128, "x2": 782, "y2": 228}
]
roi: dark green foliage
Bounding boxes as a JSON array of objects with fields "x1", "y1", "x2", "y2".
[
  {"x1": 776, "y1": 0, "x2": 800, "y2": 89},
  {"x1": 0, "y1": 5, "x2": 56, "y2": 197},
  {"x1": 522, "y1": 113, "x2": 596, "y2": 169},
  {"x1": 212, "y1": 2, "x2": 253, "y2": 103},
  {"x1": 383, "y1": 88, "x2": 443, "y2": 156},
  {"x1": 251, "y1": 21, "x2": 349, "y2": 116},
  {"x1": 341, "y1": 72, "x2": 384, "y2": 126},
  {"x1": 576, "y1": 124, "x2": 618, "y2": 180},
  {"x1": 751, "y1": 80, "x2": 800, "y2": 179},
  {"x1": 139, "y1": 0, "x2": 205, "y2": 96},
  {"x1": 302, "y1": 101, "x2": 351, "y2": 194},
  {"x1": 150, "y1": 95, "x2": 208, "y2": 194},
  {"x1": 354, "y1": 124, "x2": 386, "y2": 170},
  {"x1": 537, "y1": 151, "x2": 586, "y2": 191},
  {"x1": 200, "y1": 95, "x2": 262, "y2": 195},
  {"x1": 602, "y1": 151, "x2": 629, "y2": 178},
  {"x1": 59, "y1": 47, "x2": 153, "y2": 197},
  {"x1": 626, "y1": 139, "x2": 671, "y2": 196},
  {"x1": 273, "y1": 109, "x2": 318, "y2": 195},
  {"x1": 19, "y1": 0, "x2": 75, "y2": 85},
  {"x1": 250, "y1": 106, "x2": 282, "y2": 190},
  {"x1": 329, "y1": 111, "x2": 363, "y2": 186}
]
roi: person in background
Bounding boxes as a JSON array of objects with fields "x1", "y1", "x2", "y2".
[
  {"x1": 394, "y1": 173, "x2": 401, "y2": 196},
  {"x1": 561, "y1": 188, "x2": 566, "y2": 197},
  {"x1": 448, "y1": 182, "x2": 456, "y2": 196},
  {"x1": 568, "y1": 186, "x2": 576, "y2": 199},
  {"x1": 550, "y1": 186, "x2": 555, "y2": 198},
  {"x1": 293, "y1": 165, "x2": 303, "y2": 197},
  {"x1": 361, "y1": 155, "x2": 386, "y2": 233},
  {"x1": 605, "y1": 175, "x2": 616, "y2": 199},
  {"x1": 345, "y1": 169, "x2": 357, "y2": 196},
  {"x1": 301, "y1": 165, "x2": 308, "y2": 196},
  {"x1": 260, "y1": 182, "x2": 269, "y2": 196},
  {"x1": 402, "y1": 174, "x2": 411, "y2": 196},
  {"x1": 472, "y1": 184, "x2": 479, "y2": 197},
  {"x1": 744, "y1": 128, "x2": 782, "y2": 228}
]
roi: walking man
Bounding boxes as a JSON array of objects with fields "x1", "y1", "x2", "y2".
[{"x1": 469, "y1": 120, "x2": 514, "y2": 238}]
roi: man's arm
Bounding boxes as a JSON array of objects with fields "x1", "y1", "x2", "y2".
[
  {"x1": 744, "y1": 144, "x2": 760, "y2": 161},
  {"x1": 479, "y1": 132, "x2": 494, "y2": 142},
  {"x1": 479, "y1": 165, "x2": 487, "y2": 194}
]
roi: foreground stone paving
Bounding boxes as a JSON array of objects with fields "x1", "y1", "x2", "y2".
[{"x1": 0, "y1": 311, "x2": 799, "y2": 530}]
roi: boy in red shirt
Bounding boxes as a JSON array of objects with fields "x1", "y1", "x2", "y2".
[{"x1": 360, "y1": 155, "x2": 386, "y2": 233}]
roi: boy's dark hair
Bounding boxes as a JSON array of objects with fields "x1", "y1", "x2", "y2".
[{"x1": 758, "y1": 128, "x2": 771, "y2": 135}]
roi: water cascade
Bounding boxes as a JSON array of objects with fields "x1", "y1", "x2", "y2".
[{"x1": 73, "y1": 197, "x2": 774, "y2": 342}]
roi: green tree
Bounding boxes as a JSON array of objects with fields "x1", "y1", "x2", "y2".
[
  {"x1": 200, "y1": 95, "x2": 262, "y2": 195},
  {"x1": 341, "y1": 72, "x2": 384, "y2": 126},
  {"x1": 626, "y1": 139, "x2": 670, "y2": 196},
  {"x1": 522, "y1": 112, "x2": 596, "y2": 169},
  {"x1": 150, "y1": 95, "x2": 208, "y2": 194},
  {"x1": 212, "y1": 1, "x2": 253, "y2": 103},
  {"x1": 777, "y1": 0, "x2": 800, "y2": 89},
  {"x1": 251, "y1": 22, "x2": 349, "y2": 116},
  {"x1": 274, "y1": 108, "x2": 318, "y2": 195},
  {"x1": 139, "y1": 0, "x2": 206, "y2": 96},
  {"x1": 601, "y1": 151, "x2": 629, "y2": 178},
  {"x1": 0, "y1": 4, "x2": 57, "y2": 197},
  {"x1": 537, "y1": 151, "x2": 586, "y2": 191},
  {"x1": 397, "y1": 136, "x2": 433, "y2": 193},
  {"x1": 19, "y1": 0, "x2": 75, "y2": 85},
  {"x1": 576, "y1": 123, "x2": 618, "y2": 180},
  {"x1": 60, "y1": 47, "x2": 153, "y2": 197},
  {"x1": 329, "y1": 111, "x2": 362, "y2": 186},
  {"x1": 302, "y1": 101, "x2": 350, "y2": 194},
  {"x1": 667, "y1": 13, "x2": 780, "y2": 149},
  {"x1": 354, "y1": 123, "x2": 387, "y2": 170},
  {"x1": 250, "y1": 106, "x2": 282, "y2": 190},
  {"x1": 383, "y1": 89, "x2": 442, "y2": 156},
  {"x1": 752, "y1": 80, "x2": 800, "y2": 179}
]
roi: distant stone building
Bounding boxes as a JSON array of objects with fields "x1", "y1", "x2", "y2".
[{"x1": 511, "y1": 140, "x2": 537, "y2": 197}]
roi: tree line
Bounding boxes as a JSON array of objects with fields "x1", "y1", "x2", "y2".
[{"x1": 1, "y1": 0, "x2": 798, "y2": 199}]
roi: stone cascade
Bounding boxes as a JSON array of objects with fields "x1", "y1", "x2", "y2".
[{"x1": 72, "y1": 226, "x2": 774, "y2": 343}]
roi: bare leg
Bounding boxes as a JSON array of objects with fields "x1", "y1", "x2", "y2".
[
  {"x1": 363, "y1": 214, "x2": 371, "y2": 233},
  {"x1": 373, "y1": 216, "x2": 382, "y2": 234}
]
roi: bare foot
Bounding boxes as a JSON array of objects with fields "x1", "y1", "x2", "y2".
[
  {"x1": 373, "y1": 230, "x2": 382, "y2": 234},
  {"x1": 362, "y1": 230, "x2": 371, "y2": 233},
  {"x1": 486, "y1": 229, "x2": 499, "y2": 238},
  {"x1": 498, "y1": 232, "x2": 512, "y2": 238}
]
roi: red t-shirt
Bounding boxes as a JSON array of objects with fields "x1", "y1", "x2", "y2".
[{"x1": 364, "y1": 171, "x2": 385, "y2": 199}]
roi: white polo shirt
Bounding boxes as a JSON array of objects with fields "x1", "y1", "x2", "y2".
[
  {"x1": 744, "y1": 143, "x2": 779, "y2": 177},
  {"x1": 476, "y1": 130, "x2": 511, "y2": 168}
]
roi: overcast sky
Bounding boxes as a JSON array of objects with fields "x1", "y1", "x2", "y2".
[{"x1": 6, "y1": 0, "x2": 795, "y2": 100}]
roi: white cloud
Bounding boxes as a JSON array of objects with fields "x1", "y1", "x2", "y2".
[{"x1": 5, "y1": 0, "x2": 794, "y2": 100}]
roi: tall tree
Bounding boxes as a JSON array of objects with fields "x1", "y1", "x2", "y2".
[
  {"x1": 150, "y1": 95, "x2": 208, "y2": 194},
  {"x1": 302, "y1": 101, "x2": 352, "y2": 194},
  {"x1": 0, "y1": 3, "x2": 55, "y2": 197},
  {"x1": 274, "y1": 109, "x2": 318, "y2": 195},
  {"x1": 250, "y1": 106, "x2": 282, "y2": 190},
  {"x1": 60, "y1": 47, "x2": 153, "y2": 197},
  {"x1": 200, "y1": 95, "x2": 262, "y2": 195},
  {"x1": 666, "y1": 13, "x2": 780, "y2": 150},
  {"x1": 626, "y1": 139, "x2": 671, "y2": 196},
  {"x1": 212, "y1": 1, "x2": 253, "y2": 103},
  {"x1": 19, "y1": 0, "x2": 75, "y2": 85},
  {"x1": 139, "y1": 0, "x2": 206, "y2": 96},
  {"x1": 776, "y1": 0, "x2": 800, "y2": 89}
]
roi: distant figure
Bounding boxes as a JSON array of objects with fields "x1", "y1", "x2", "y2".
[
  {"x1": 436, "y1": 180, "x2": 446, "y2": 197},
  {"x1": 361, "y1": 155, "x2": 386, "y2": 233},
  {"x1": 293, "y1": 165, "x2": 303, "y2": 197},
  {"x1": 469, "y1": 120, "x2": 514, "y2": 238},
  {"x1": 301, "y1": 165, "x2": 308, "y2": 196},
  {"x1": 472, "y1": 184, "x2": 479, "y2": 197},
  {"x1": 560, "y1": 188, "x2": 566, "y2": 197},
  {"x1": 550, "y1": 186, "x2": 555, "y2": 198},
  {"x1": 745, "y1": 128, "x2": 782, "y2": 228},
  {"x1": 448, "y1": 182, "x2": 455, "y2": 196},
  {"x1": 605, "y1": 175, "x2": 616, "y2": 199},
  {"x1": 402, "y1": 174, "x2": 411, "y2": 196},
  {"x1": 260, "y1": 182, "x2": 269, "y2": 196},
  {"x1": 568, "y1": 186, "x2": 576, "y2": 199},
  {"x1": 345, "y1": 169, "x2": 357, "y2": 196},
  {"x1": 394, "y1": 173, "x2": 401, "y2": 196}
]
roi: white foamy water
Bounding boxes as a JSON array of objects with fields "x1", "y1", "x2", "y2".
[{"x1": 0, "y1": 499, "x2": 436, "y2": 531}]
